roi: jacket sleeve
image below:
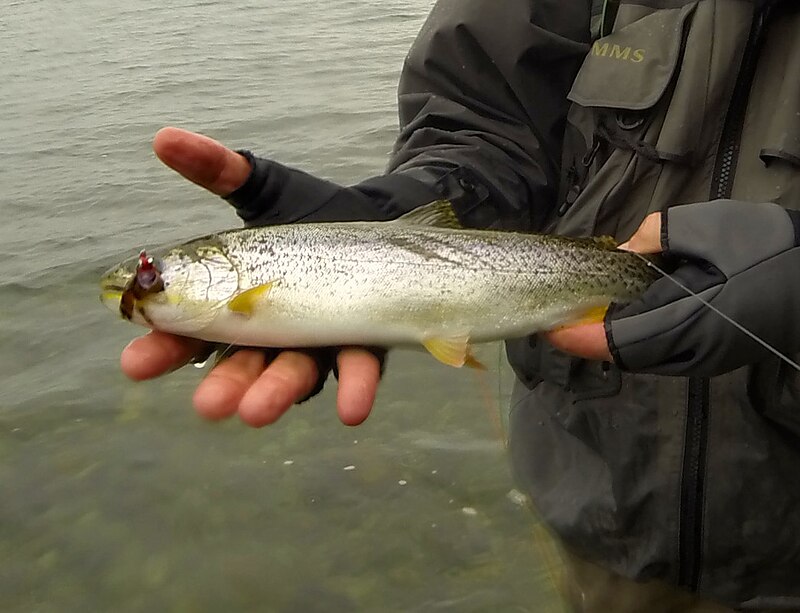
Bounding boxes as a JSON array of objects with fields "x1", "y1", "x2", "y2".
[
  {"x1": 386, "y1": 0, "x2": 592, "y2": 230},
  {"x1": 605, "y1": 200, "x2": 800, "y2": 377},
  {"x1": 228, "y1": 0, "x2": 592, "y2": 229}
]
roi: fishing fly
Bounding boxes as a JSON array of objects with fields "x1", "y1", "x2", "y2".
[{"x1": 119, "y1": 250, "x2": 165, "y2": 322}]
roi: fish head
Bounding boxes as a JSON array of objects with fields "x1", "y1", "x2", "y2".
[{"x1": 100, "y1": 239, "x2": 240, "y2": 335}]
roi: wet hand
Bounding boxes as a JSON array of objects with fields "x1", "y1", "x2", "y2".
[
  {"x1": 121, "y1": 333, "x2": 380, "y2": 426},
  {"x1": 543, "y1": 212, "x2": 662, "y2": 361},
  {"x1": 119, "y1": 127, "x2": 381, "y2": 426}
]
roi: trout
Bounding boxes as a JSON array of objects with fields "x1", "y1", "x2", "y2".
[{"x1": 99, "y1": 201, "x2": 657, "y2": 368}]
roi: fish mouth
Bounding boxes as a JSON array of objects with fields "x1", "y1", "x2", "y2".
[
  {"x1": 100, "y1": 286, "x2": 124, "y2": 307},
  {"x1": 99, "y1": 265, "x2": 133, "y2": 311}
]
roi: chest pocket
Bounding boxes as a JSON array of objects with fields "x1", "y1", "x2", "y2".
[
  {"x1": 550, "y1": 0, "x2": 758, "y2": 240},
  {"x1": 568, "y1": 2, "x2": 703, "y2": 165}
]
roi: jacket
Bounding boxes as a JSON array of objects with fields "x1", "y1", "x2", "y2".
[{"x1": 385, "y1": 0, "x2": 800, "y2": 608}]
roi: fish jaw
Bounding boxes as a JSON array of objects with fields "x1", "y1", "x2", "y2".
[{"x1": 99, "y1": 260, "x2": 136, "y2": 317}]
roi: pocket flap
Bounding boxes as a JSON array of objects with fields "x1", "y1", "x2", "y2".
[
  {"x1": 568, "y1": 3, "x2": 698, "y2": 111},
  {"x1": 761, "y1": 110, "x2": 800, "y2": 169},
  {"x1": 760, "y1": 13, "x2": 800, "y2": 168}
]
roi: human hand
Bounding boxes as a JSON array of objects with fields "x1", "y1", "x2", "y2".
[
  {"x1": 543, "y1": 213, "x2": 662, "y2": 361},
  {"x1": 551, "y1": 200, "x2": 800, "y2": 376},
  {"x1": 605, "y1": 200, "x2": 800, "y2": 376},
  {"x1": 120, "y1": 127, "x2": 382, "y2": 426}
]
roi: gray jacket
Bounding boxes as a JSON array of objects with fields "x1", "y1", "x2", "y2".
[{"x1": 385, "y1": 0, "x2": 800, "y2": 609}]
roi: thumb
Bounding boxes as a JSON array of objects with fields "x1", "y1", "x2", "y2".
[
  {"x1": 153, "y1": 127, "x2": 252, "y2": 197},
  {"x1": 618, "y1": 211, "x2": 663, "y2": 254}
]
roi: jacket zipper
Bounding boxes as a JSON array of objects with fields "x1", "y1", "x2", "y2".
[{"x1": 677, "y1": 5, "x2": 772, "y2": 591}]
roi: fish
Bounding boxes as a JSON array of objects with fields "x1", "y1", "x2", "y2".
[{"x1": 99, "y1": 200, "x2": 657, "y2": 368}]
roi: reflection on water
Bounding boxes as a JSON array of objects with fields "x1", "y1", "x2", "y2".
[{"x1": 0, "y1": 1, "x2": 567, "y2": 609}]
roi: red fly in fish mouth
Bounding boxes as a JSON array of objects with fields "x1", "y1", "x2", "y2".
[{"x1": 120, "y1": 250, "x2": 165, "y2": 322}]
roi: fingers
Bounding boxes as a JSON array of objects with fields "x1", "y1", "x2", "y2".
[
  {"x1": 335, "y1": 348, "x2": 381, "y2": 426},
  {"x1": 128, "y1": 340, "x2": 380, "y2": 427},
  {"x1": 193, "y1": 349, "x2": 267, "y2": 421},
  {"x1": 121, "y1": 331, "x2": 208, "y2": 381},
  {"x1": 543, "y1": 323, "x2": 613, "y2": 362},
  {"x1": 618, "y1": 212, "x2": 662, "y2": 253},
  {"x1": 193, "y1": 348, "x2": 379, "y2": 427},
  {"x1": 236, "y1": 351, "x2": 320, "y2": 427},
  {"x1": 152, "y1": 127, "x2": 252, "y2": 197}
]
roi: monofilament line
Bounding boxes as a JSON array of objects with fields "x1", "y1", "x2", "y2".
[{"x1": 632, "y1": 252, "x2": 800, "y2": 373}]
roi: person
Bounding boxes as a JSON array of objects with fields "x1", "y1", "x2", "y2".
[{"x1": 121, "y1": 1, "x2": 800, "y2": 611}]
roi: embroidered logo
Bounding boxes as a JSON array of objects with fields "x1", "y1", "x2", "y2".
[{"x1": 592, "y1": 41, "x2": 646, "y2": 63}]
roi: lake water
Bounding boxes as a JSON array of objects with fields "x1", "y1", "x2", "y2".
[{"x1": 0, "y1": 1, "x2": 565, "y2": 610}]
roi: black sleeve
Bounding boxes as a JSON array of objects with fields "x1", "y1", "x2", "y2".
[
  {"x1": 387, "y1": 0, "x2": 592, "y2": 230},
  {"x1": 226, "y1": 150, "x2": 442, "y2": 226}
]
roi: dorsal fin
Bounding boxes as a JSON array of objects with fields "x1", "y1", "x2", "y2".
[
  {"x1": 570, "y1": 235, "x2": 619, "y2": 250},
  {"x1": 395, "y1": 200, "x2": 463, "y2": 229},
  {"x1": 590, "y1": 235, "x2": 619, "y2": 250}
]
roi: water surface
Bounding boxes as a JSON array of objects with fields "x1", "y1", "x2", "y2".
[{"x1": 0, "y1": 2, "x2": 564, "y2": 610}]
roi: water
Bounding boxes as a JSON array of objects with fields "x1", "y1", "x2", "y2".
[{"x1": 0, "y1": 2, "x2": 564, "y2": 610}]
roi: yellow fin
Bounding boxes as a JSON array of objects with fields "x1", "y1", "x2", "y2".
[
  {"x1": 464, "y1": 353, "x2": 487, "y2": 370},
  {"x1": 553, "y1": 305, "x2": 609, "y2": 331},
  {"x1": 228, "y1": 282, "x2": 275, "y2": 315},
  {"x1": 422, "y1": 335, "x2": 486, "y2": 369},
  {"x1": 574, "y1": 304, "x2": 609, "y2": 325},
  {"x1": 591, "y1": 235, "x2": 619, "y2": 250},
  {"x1": 395, "y1": 200, "x2": 463, "y2": 229}
]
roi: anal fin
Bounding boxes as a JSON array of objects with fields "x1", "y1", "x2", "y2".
[{"x1": 422, "y1": 335, "x2": 486, "y2": 370}]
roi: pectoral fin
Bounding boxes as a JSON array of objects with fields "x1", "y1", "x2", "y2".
[
  {"x1": 228, "y1": 282, "x2": 276, "y2": 316},
  {"x1": 422, "y1": 335, "x2": 486, "y2": 369}
]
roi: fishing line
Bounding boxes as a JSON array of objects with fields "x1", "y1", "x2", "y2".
[
  {"x1": 632, "y1": 252, "x2": 800, "y2": 372},
  {"x1": 496, "y1": 343, "x2": 506, "y2": 438},
  {"x1": 470, "y1": 354, "x2": 506, "y2": 447}
]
